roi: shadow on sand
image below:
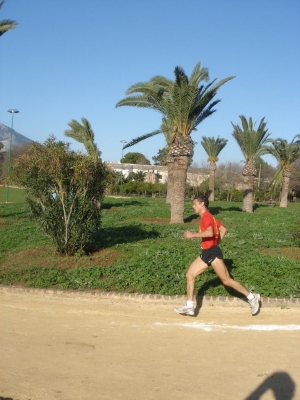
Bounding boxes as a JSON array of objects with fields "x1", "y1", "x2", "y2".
[{"x1": 245, "y1": 371, "x2": 296, "y2": 400}]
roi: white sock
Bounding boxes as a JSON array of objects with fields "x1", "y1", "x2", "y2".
[
  {"x1": 247, "y1": 293, "x2": 254, "y2": 300},
  {"x1": 186, "y1": 300, "x2": 194, "y2": 308}
]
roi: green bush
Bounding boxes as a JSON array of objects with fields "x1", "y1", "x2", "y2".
[
  {"x1": 110, "y1": 181, "x2": 167, "y2": 197},
  {"x1": 9, "y1": 137, "x2": 109, "y2": 255}
]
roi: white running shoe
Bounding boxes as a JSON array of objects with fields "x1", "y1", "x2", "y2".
[
  {"x1": 249, "y1": 293, "x2": 261, "y2": 315},
  {"x1": 174, "y1": 304, "x2": 195, "y2": 316}
]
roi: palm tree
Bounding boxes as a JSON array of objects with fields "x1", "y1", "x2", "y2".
[
  {"x1": 263, "y1": 135, "x2": 300, "y2": 207},
  {"x1": 65, "y1": 118, "x2": 103, "y2": 208},
  {"x1": 200, "y1": 136, "x2": 228, "y2": 201},
  {"x1": 64, "y1": 117, "x2": 100, "y2": 161},
  {"x1": 0, "y1": 1, "x2": 18, "y2": 37},
  {"x1": 117, "y1": 62, "x2": 235, "y2": 223},
  {"x1": 231, "y1": 116, "x2": 270, "y2": 212}
]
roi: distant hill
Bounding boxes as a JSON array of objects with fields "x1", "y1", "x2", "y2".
[{"x1": 0, "y1": 122, "x2": 33, "y2": 152}]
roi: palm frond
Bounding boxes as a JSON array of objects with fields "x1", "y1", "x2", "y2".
[
  {"x1": 150, "y1": 76, "x2": 173, "y2": 88},
  {"x1": 232, "y1": 116, "x2": 270, "y2": 162},
  {"x1": 263, "y1": 136, "x2": 300, "y2": 168},
  {"x1": 205, "y1": 76, "x2": 236, "y2": 94},
  {"x1": 116, "y1": 95, "x2": 168, "y2": 115},
  {"x1": 125, "y1": 82, "x2": 164, "y2": 97},
  {"x1": 193, "y1": 100, "x2": 220, "y2": 128},
  {"x1": 0, "y1": 19, "x2": 18, "y2": 35},
  {"x1": 269, "y1": 168, "x2": 284, "y2": 193},
  {"x1": 64, "y1": 117, "x2": 99, "y2": 159},
  {"x1": 174, "y1": 66, "x2": 189, "y2": 86},
  {"x1": 123, "y1": 130, "x2": 162, "y2": 149},
  {"x1": 201, "y1": 136, "x2": 228, "y2": 159},
  {"x1": 116, "y1": 61, "x2": 235, "y2": 145},
  {"x1": 189, "y1": 61, "x2": 209, "y2": 86}
]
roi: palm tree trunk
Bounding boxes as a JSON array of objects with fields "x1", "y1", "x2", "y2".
[
  {"x1": 166, "y1": 158, "x2": 174, "y2": 204},
  {"x1": 208, "y1": 161, "x2": 216, "y2": 201},
  {"x1": 280, "y1": 169, "x2": 291, "y2": 208},
  {"x1": 170, "y1": 156, "x2": 189, "y2": 223},
  {"x1": 242, "y1": 176, "x2": 254, "y2": 212},
  {"x1": 242, "y1": 163, "x2": 256, "y2": 213}
]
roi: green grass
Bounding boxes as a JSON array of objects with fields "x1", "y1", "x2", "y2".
[
  {"x1": 0, "y1": 186, "x2": 26, "y2": 203},
  {"x1": 0, "y1": 197, "x2": 299, "y2": 298}
]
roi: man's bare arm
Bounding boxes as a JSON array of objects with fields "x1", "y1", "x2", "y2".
[
  {"x1": 184, "y1": 226, "x2": 213, "y2": 239},
  {"x1": 219, "y1": 224, "x2": 228, "y2": 241}
]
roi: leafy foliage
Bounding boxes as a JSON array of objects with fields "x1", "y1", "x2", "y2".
[
  {"x1": 152, "y1": 147, "x2": 169, "y2": 165},
  {"x1": 110, "y1": 181, "x2": 167, "y2": 197},
  {"x1": 121, "y1": 152, "x2": 150, "y2": 165},
  {"x1": 9, "y1": 137, "x2": 110, "y2": 255},
  {"x1": 126, "y1": 171, "x2": 146, "y2": 182}
]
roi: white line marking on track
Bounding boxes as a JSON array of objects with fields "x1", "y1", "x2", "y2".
[{"x1": 155, "y1": 322, "x2": 300, "y2": 332}]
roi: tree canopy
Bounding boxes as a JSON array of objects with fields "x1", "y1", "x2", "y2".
[{"x1": 121, "y1": 152, "x2": 150, "y2": 165}]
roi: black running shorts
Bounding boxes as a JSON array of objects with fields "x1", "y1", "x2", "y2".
[{"x1": 200, "y1": 245, "x2": 223, "y2": 265}]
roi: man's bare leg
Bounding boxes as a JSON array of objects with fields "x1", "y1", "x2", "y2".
[
  {"x1": 211, "y1": 257, "x2": 249, "y2": 296},
  {"x1": 186, "y1": 257, "x2": 209, "y2": 300},
  {"x1": 174, "y1": 257, "x2": 208, "y2": 315},
  {"x1": 211, "y1": 257, "x2": 261, "y2": 315}
]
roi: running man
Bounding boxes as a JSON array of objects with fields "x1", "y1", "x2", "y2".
[{"x1": 174, "y1": 195, "x2": 261, "y2": 316}]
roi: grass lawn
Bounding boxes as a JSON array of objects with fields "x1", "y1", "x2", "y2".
[
  {"x1": 0, "y1": 186, "x2": 26, "y2": 203},
  {"x1": 0, "y1": 196, "x2": 299, "y2": 298}
]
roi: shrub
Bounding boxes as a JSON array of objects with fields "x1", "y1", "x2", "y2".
[{"x1": 10, "y1": 137, "x2": 109, "y2": 255}]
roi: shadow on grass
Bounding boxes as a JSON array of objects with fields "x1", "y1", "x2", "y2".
[
  {"x1": 184, "y1": 206, "x2": 242, "y2": 223},
  {"x1": 0, "y1": 204, "x2": 29, "y2": 219},
  {"x1": 101, "y1": 200, "x2": 149, "y2": 209},
  {"x1": 209, "y1": 206, "x2": 242, "y2": 214},
  {"x1": 184, "y1": 213, "x2": 198, "y2": 223},
  {"x1": 93, "y1": 224, "x2": 160, "y2": 249}
]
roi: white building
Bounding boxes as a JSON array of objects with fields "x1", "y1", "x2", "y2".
[{"x1": 106, "y1": 162, "x2": 209, "y2": 186}]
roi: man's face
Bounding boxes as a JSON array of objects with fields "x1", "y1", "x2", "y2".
[{"x1": 193, "y1": 199, "x2": 203, "y2": 214}]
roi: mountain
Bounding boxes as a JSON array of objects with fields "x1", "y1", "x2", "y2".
[{"x1": 0, "y1": 122, "x2": 33, "y2": 152}]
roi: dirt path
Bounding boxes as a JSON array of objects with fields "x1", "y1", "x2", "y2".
[{"x1": 1, "y1": 288, "x2": 299, "y2": 400}]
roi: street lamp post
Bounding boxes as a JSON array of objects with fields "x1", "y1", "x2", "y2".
[
  {"x1": 120, "y1": 140, "x2": 127, "y2": 194},
  {"x1": 6, "y1": 109, "x2": 19, "y2": 203}
]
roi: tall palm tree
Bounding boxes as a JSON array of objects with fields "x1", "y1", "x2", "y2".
[
  {"x1": 231, "y1": 116, "x2": 270, "y2": 212},
  {"x1": 117, "y1": 62, "x2": 234, "y2": 223},
  {"x1": 64, "y1": 117, "x2": 100, "y2": 161},
  {"x1": 263, "y1": 135, "x2": 300, "y2": 207},
  {"x1": 200, "y1": 136, "x2": 228, "y2": 201},
  {"x1": 0, "y1": 1, "x2": 18, "y2": 37}
]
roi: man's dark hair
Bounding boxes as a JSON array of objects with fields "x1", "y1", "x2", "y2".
[{"x1": 194, "y1": 195, "x2": 209, "y2": 208}]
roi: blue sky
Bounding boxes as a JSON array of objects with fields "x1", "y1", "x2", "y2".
[{"x1": 1, "y1": 0, "x2": 299, "y2": 167}]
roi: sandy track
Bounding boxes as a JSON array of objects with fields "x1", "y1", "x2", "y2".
[{"x1": 1, "y1": 288, "x2": 299, "y2": 400}]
